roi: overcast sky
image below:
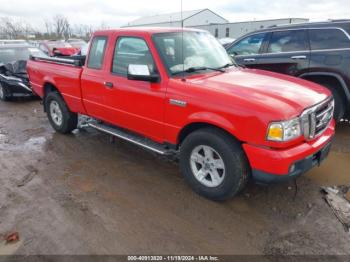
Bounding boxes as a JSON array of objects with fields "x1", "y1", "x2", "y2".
[{"x1": 0, "y1": 0, "x2": 349, "y2": 31}]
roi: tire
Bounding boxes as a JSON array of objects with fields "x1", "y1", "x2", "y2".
[
  {"x1": 0, "y1": 82, "x2": 9, "y2": 101},
  {"x1": 179, "y1": 128, "x2": 250, "y2": 201},
  {"x1": 331, "y1": 89, "x2": 345, "y2": 122},
  {"x1": 45, "y1": 92, "x2": 78, "y2": 134},
  {"x1": 319, "y1": 82, "x2": 346, "y2": 122}
]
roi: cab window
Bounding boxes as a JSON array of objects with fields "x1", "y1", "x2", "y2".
[
  {"x1": 87, "y1": 36, "x2": 107, "y2": 69},
  {"x1": 227, "y1": 33, "x2": 266, "y2": 56},
  {"x1": 267, "y1": 30, "x2": 308, "y2": 53},
  {"x1": 112, "y1": 37, "x2": 156, "y2": 76}
]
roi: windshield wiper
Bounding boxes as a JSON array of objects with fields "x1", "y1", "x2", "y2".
[
  {"x1": 172, "y1": 66, "x2": 225, "y2": 76},
  {"x1": 217, "y1": 63, "x2": 236, "y2": 69}
]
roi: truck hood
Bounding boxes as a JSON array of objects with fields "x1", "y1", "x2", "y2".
[{"x1": 187, "y1": 68, "x2": 330, "y2": 119}]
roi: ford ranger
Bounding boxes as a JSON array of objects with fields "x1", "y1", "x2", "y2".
[{"x1": 27, "y1": 28, "x2": 335, "y2": 200}]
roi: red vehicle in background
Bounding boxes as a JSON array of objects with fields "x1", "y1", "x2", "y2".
[
  {"x1": 38, "y1": 40, "x2": 78, "y2": 57},
  {"x1": 27, "y1": 28, "x2": 335, "y2": 200},
  {"x1": 66, "y1": 39, "x2": 87, "y2": 50}
]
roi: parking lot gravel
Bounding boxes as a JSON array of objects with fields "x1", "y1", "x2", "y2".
[{"x1": 0, "y1": 99, "x2": 350, "y2": 255}]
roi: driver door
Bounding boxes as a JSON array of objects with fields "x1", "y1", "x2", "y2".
[
  {"x1": 103, "y1": 36, "x2": 167, "y2": 142},
  {"x1": 226, "y1": 32, "x2": 268, "y2": 68}
]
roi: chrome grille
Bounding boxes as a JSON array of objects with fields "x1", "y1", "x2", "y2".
[{"x1": 301, "y1": 98, "x2": 334, "y2": 140}]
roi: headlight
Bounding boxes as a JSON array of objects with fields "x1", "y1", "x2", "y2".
[{"x1": 267, "y1": 118, "x2": 301, "y2": 142}]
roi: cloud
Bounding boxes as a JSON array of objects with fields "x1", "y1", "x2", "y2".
[{"x1": 0, "y1": 0, "x2": 348, "y2": 31}]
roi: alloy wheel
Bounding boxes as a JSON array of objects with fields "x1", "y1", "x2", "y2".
[
  {"x1": 190, "y1": 145, "x2": 226, "y2": 188},
  {"x1": 49, "y1": 100, "x2": 63, "y2": 126}
]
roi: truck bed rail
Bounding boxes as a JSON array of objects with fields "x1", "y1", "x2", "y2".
[{"x1": 29, "y1": 55, "x2": 85, "y2": 67}]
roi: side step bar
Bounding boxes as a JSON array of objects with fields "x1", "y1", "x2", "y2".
[{"x1": 87, "y1": 122, "x2": 174, "y2": 155}]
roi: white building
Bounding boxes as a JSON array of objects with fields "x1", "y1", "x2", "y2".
[
  {"x1": 125, "y1": 9, "x2": 229, "y2": 28},
  {"x1": 193, "y1": 18, "x2": 309, "y2": 39},
  {"x1": 125, "y1": 9, "x2": 309, "y2": 40}
]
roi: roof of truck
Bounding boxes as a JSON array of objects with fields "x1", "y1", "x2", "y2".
[{"x1": 94, "y1": 27, "x2": 206, "y2": 35}]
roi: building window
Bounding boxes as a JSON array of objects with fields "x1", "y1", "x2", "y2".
[
  {"x1": 226, "y1": 28, "x2": 230, "y2": 37},
  {"x1": 215, "y1": 28, "x2": 219, "y2": 38}
]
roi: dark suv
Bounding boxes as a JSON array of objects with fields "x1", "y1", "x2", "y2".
[{"x1": 225, "y1": 20, "x2": 350, "y2": 121}]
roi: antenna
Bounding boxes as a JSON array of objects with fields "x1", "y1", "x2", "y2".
[{"x1": 181, "y1": 0, "x2": 186, "y2": 82}]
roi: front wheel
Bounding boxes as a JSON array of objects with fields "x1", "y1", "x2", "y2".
[
  {"x1": 318, "y1": 82, "x2": 346, "y2": 122},
  {"x1": 331, "y1": 89, "x2": 345, "y2": 122},
  {"x1": 179, "y1": 128, "x2": 250, "y2": 201},
  {"x1": 45, "y1": 92, "x2": 78, "y2": 134}
]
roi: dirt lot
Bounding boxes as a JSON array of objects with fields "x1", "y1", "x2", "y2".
[{"x1": 0, "y1": 99, "x2": 350, "y2": 255}]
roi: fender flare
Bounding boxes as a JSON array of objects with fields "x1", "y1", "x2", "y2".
[
  {"x1": 43, "y1": 76, "x2": 58, "y2": 94},
  {"x1": 300, "y1": 72, "x2": 350, "y2": 103},
  {"x1": 42, "y1": 79, "x2": 61, "y2": 112},
  {"x1": 178, "y1": 112, "x2": 241, "y2": 144}
]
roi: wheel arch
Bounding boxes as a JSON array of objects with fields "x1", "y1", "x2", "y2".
[
  {"x1": 43, "y1": 82, "x2": 61, "y2": 112},
  {"x1": 300, "y1": 72, "x2": 350, "y2": 104},
  {"x1": 177, "y1": 121, "x2": 241, "y2": 148}
]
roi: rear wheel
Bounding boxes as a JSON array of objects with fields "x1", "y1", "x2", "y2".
[
  {"x1": 45, "y1": 92, "x2": 78, "y2": 134},
  {"x1": 179, "y1": 128, "x2": 250, "y2": 201},
  {"x1": 0, "y1": 82, "x2": 9, "y2": 101}
]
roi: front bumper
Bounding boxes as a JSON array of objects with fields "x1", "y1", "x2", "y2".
[{"x1": 243, "y1": 122, "x2": 335, "y2": 184}]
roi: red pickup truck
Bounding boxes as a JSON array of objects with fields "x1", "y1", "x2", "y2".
[{"x1": 27, "y1": 28, "x2": 335, "y2": 200}]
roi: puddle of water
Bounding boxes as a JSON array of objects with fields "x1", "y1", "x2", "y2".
[
  {"x1": 0, "y1": 240, "x2": 22, "y2": 255},
  {"x1": 307, "y1": 151, "x2": 350, "y2": 186},
  {"x1": 0, "y1": 136, "x2": 47, "y2": 152},
  {"x1": 307, "y1": 122, "x2": 350, "y2": 186},
  {"x1": 23, "y1": 137, "x2": 47, "y2": 151}
]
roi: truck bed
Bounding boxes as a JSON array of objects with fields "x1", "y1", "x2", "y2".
[{"x1": 27, "y1": 56, "x2": 86, "y2": 114}]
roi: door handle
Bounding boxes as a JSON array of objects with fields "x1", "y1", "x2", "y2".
[
  {"x1": 243, "y1": 58, "x2": 256, "y2": 62},
  {"x1": 104, "y1": 82, "x2": 114, "y2": 88},
  {"x1": 291, "y1": 55, "x2": 307, "y2": 60}
]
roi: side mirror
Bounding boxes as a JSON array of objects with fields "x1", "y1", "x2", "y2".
[{"x1": 127, "y1": 64, "x2": 159, "y2": 83}]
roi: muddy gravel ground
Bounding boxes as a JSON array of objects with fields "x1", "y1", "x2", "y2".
[{"x1": 0, "y1": 99, "x2": 350, "y2": 256}]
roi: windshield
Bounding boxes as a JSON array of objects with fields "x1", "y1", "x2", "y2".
[
  {"x1": 153, "y1": 31, "x2": 234, "y2": 76},
  {"x1": 0, "y1": 47, "x2": 47, "y2": 64}
]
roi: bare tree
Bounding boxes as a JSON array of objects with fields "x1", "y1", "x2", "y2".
[
  {"x1": 98, "y1": 22, "x2": 109, "y2": 30},
  {"x1": 0, "y1": 17, "x2": 22, "y2": 39},
  {"x1": 44, "y1": 18, "x2": 52, "y2": 35},
  {"x1": 0, "y1": 17, "x2": 35, "y2": 39},
  {"x1": 0, "y1": 14, "x2": 108, "y2": 41},
  {"x1": 52, "y1": 15, "x2": 71, "y2": 39}
]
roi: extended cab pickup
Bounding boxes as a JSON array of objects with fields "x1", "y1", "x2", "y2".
[{"x1": 27, "y1": 28, "x2": 335, "y2": 200}]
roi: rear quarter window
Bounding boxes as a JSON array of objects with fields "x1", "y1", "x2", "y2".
[
  {"x1": 87, "y1": 36, "x2": 107, "y2": 69},
  {"x1": 309, "y1": 28, "x2": 350, "y2": 50}
]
